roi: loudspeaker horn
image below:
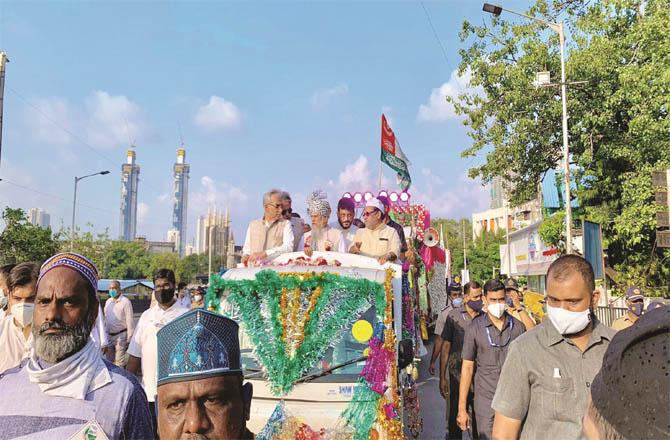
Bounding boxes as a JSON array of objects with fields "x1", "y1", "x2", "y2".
[{"x1": 423, "y1": 227, "x2": 439, "y2": 247}]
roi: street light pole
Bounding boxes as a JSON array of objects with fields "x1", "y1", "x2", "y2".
[
  {"x1": 70, "y1": 170, "x2": 110, "y2": 250},
  {"x1": 483, "y1": 3, "x2": 573, "y2": 253}
]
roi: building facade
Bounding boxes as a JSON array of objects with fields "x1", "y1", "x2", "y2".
[
  {"x1": 119, "y1": 148, "x2": 140, "y2": 241},
  {"x1": 195, "y1": 207, "x2": 231, "y2": 257},
  {"x1": 171, "y1": 147, "x2": 190, "y2": 255},
  {"x1": 28, "y1": 208, "x2": 50, "y2": 229}
]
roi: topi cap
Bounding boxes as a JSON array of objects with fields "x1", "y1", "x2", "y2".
[
  {"x1": 37, "y1": 252, "x2": 98, "y2": 293},
  {"x1": 590, "y1": 305, "x2": 669, "y2": 439},
  {"x1": 625, "y1": 286, "x2": 644, "y2": 301},
  {"x1": 365, "y1": 198, "x2": 385, "y2": 213},
  {"x1": 504, "y1": 278, "x2": 519, "y2": 291},
  {"x1": 157, "y1": 309, "x2": 242, "y2": 386}
]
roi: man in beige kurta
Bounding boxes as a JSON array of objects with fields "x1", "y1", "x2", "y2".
[
  {"x1": 303, "y1": 190, "x2": 344, "y2": 255},
  {"x1": 349, "y1": 198, "x2": 400, "y2": 264},
  {"x1": 242, "y1": 189, "x2": 294, "y2": 265}
]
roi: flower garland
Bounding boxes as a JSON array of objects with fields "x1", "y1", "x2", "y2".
[
  {"x1": 208, "y1": 270, "x2": 385, "y2": 395},
  {"x1": 340, "y1": 269, "x2": 402, "y2": 440}
]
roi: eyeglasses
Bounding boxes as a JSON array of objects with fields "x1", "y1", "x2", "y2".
[
  {"x1": 282, "y1": 208, "x2": 293, "y2": 215},
  {"x1": 266, "y1": 203, "x2": 282, "y2": 209},
  {"x1": 362, "y1": 209, "x2": 378, "y2": 217}
]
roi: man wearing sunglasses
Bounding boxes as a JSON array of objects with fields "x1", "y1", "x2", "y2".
[
  {"x1": 242, "y1": 189, "x2": 295, "y2": 265},
  {"x1": 349, "y1": 198, "x2": 401, "y2": 265},
  {"x1": 457, "y1": 279, "x2": 526, "y2": 439},
  {"x1": 610, "y1": 286, "x2": 645, "y2": 331}
]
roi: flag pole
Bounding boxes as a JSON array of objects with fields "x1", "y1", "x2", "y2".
[{"x1": 378, "y1": 161, "x2": 383, "y2": 192}]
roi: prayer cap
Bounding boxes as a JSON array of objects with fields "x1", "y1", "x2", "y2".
[
  {"x1": 590, "y1": 305, "x2": 669, "y2": 439},
  {"x1": 157, "y1": 309, "x2": 242, "y2": 386},
  {"x1": 365, "y1": 198, "x2": 385, "y2": 212},
  {"x1": 306, "y1": 190, "x2": 331, "y2": 218},
  {"x1": 337, "y1": 197, "x2": 356, "y2": 212},
  {"x1": 37, "y1": 252, "x2": 98, "y2": 293},
  {"x1": 625, "y1": 286, "x2": 644, "y2": 301}
]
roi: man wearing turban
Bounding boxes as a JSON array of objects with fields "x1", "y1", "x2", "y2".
[{"x1": 303, "y1": 190, "x2": 344, "y2": 256}]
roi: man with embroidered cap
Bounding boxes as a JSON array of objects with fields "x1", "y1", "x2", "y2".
[
  {"x1": 583, "y1": 305, "x2": 669, "y2": 440},
  {"x1": 0, "y1": 252, "x2": 153, "y2": 440},
  {"x1": 349, "y1": 198, "x2": 401, "y2": 264},
  {"x1": 303, "y1": 190, "x2": 344, "y2": 256},
  {"x1": 156, "y1": 308, "x2": 254, "y2": 440},
  {"x1": 610, "y1": 286, "x2": 645, "y2": 331}
]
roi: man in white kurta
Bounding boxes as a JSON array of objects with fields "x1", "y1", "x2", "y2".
[
  {"x1": 0, "y1": 263, "x2": 37, "y2": 373},
  {"x1": 331, "y1": 197, "x2": 359, "y2": 252}
]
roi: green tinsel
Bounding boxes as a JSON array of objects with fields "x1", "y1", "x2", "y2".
[
  {"x1": 341, "y1": 378, "x2": 381, "y2": 440},
  {"x1": 208, "y1": 270, "x2": 385, "y2": 395}
]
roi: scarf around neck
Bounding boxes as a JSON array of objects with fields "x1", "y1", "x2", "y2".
[{"x1": 26, "y1": 338, "x2": 111, "y2": 400}]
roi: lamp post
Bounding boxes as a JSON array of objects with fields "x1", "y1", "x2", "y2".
[
  {"x1": 483, "y1": 3, "x2": 573, "y2": 254},
  {"x1": 70, "y1": 170, "x2": 110, "y2": 250}
]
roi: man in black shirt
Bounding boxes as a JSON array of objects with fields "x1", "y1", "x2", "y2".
[{"x1": 440, "y1": 281, "x2": 483, "y2": 439}]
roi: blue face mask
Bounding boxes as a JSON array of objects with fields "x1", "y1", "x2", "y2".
[
  {"x1": 467, "y1": 299, "x2": 484, "y2": 312},
  {"x1": 109, "y1": 289, "x2": 119, "y2": 298},
  {"x1": 452, "y1": 297, "x2": 464, "y2": 307},
  {"x1": 629, "y1": 302, "x2": 643, "y2": 316}
]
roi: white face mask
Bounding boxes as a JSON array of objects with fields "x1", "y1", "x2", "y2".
[
  {"x1": 11, "y1": 302, "x2": 35, "y2": 328},
  {"x1": 547, "y1": 305, "x2": 591, "y2": 335},
  {"x1": 487, "y1": 303, "x2": 506, "y2": 319},
  {"x1": 193, "y1": 294, "x2": 203, "y2": 302}
]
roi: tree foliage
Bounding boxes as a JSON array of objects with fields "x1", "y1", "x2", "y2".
[
  {"x1": 451, "y1": 0, "x2": 670, "y2": 289},
  {"x1": 0, "y1": 207, "x2": 61, "y2": 265}
]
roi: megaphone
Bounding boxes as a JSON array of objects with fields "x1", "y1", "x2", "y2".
[{"x1": 423, "y1": 227, "x2": 439, "y2": 247}]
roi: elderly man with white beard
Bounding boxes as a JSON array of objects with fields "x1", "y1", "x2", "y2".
[
  {"x1": 302, "y1": 190, "x2": 344, "y2": 256},
  {"x1": 0, "y1": 252, "x2": 153, "y2": 440}
]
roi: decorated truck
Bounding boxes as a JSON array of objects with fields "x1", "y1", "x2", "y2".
[{"x1": 206, "y1": 251, "x2": 422, "y2": 438}]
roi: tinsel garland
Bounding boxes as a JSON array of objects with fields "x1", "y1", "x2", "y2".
[
  {"x1": 207, "y1": 270, "x2": 385, "y2": 395},
  {"x1": 340, "y1": 269, "x2": 402, "y2": 440}
]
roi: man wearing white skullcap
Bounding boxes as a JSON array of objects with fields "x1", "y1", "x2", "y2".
[{"x1": 349, "y1": 198, "x2": 401, "y2": 264}]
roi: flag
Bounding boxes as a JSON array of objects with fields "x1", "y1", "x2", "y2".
[{"x1": 380, "y1": 114, "x2": 411, "y2": 190}]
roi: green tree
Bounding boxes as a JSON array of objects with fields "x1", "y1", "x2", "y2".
[
  {"x1": 0, "y1": 207, "x2": 60, "y2": 264},
  {"x1": 58, "y1": 223, "x2": 112, "y2": 275},
  {"x1": 148, "y1": 252, "x2": 185, "y2": 283},
  {"x1": 103, "y1": 240, "x2": 152, "y2": 280},
  {"x1": 451, "y1": 0, "x2": 669, "y2": 290}
]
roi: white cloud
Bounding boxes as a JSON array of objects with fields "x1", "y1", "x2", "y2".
[
  {"x1": 190, "y1": 176, "x2": 249, "y2": 214},
  {"x1": 22, "y1": 91, "x2": 151, "y2": 149},
  {"x1": 84, "y1": 91, "x2": 150, "y2": 148},
  {"x1": 311, "y1": 83, "x2": 349, "y2": 110},
  {"x1": 417, "y1": 69, "x2": 481, "y2": 122},
  {"x1": 193, "y1": 96, "x2": 242, "y2": 131}
]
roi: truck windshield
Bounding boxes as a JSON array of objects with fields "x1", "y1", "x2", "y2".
[{"x1": 241, "y1": 305, "x2": 377, "y2": 381}]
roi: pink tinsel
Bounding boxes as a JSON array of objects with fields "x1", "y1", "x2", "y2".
[
  {"x1": 384, "y1": 403, "x2": 400, "y2": 420},
  {"x1": 360, "y1": 337, "x2": 392, "y2": 395}
]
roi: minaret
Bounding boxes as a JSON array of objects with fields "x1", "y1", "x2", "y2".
[
  {"x1": 119, "y1": 148, "x2": 140, "y2": 241},
  {"x1": 171, "y1": 147, "x2": 190, "y2": 255}
]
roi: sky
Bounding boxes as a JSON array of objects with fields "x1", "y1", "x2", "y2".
[{"x1": 0, "y1": 0, "x2": 533, "y2": 246}]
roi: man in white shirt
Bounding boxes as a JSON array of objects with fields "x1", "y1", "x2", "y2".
[
  {"x1": 349, "y1": 198, "x2": 401, "y2": 264},
  {"x1": 176, "y1": 281, "x2": 191, "y2": 309},
  {"x1": 242, "y1": 189, "x2": 294, "y2": 265},
  {"x1": 0, "y1": 262, "x2": 38, "y2": 373},
  {"x1": 331, "y1": 197, "x2": 358, "y2": 252},
  {"x1": 303, "y1": 190, "x2": 344, "y2": 255},
  {"x1": 127, "y1": 268, "x2": 188, "y2": 420},
  {"x1": 103, "y1": 279, "x2": 135, "y2": 367}
]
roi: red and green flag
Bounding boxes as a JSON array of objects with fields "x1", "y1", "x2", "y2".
[{"x1": 380, "y1": 114, "x2": 411, "y2": 191}]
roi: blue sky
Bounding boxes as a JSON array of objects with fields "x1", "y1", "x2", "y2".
[{"x1": 0, "y1": 0, "x2": 532, "y2": 245}]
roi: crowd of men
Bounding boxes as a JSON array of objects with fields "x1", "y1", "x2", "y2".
[
  {"x1": 0, "y1": 187, "x2": 667, "y2": 439},
  {"x1": 431, "y1": 255, "x2": 668, "y2": 440}
]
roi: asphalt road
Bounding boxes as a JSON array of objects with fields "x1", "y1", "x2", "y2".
[{"x1": 413, "y1": 338, "x2": 447, "y2": 440}]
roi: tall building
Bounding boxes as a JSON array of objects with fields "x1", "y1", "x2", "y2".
[
  {"x1": 195, "y1": 207, "x2": 231, "y2": 257},
  {"x1": 119, "y1": 148, "x2": 140, "y2": 241},
  {"x1": 170, "y1": 147, "x2": 190, "y2": 255},
  {"x1": 28, "y1": 208, "x2": 50, "y2": 229}
]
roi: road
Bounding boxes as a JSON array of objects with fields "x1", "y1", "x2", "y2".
[{"x1": 412, "y1": 338, "x2": 447, "y2": 439}]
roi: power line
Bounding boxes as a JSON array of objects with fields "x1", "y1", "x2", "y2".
[{"x1": 420, "y1": 1, "x2": 450, "y2": 66}]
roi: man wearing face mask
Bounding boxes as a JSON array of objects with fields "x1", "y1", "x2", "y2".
[
  {"x1": 439, "y1": 281, "x2": 483, "y2": 440},
  {"x1": 103, "y1": 280, "x2": 135, "y2": 367},
  {"x1": 457, "y1": 279, "x2": 526, "y2": 439},
  {"x1": 127, "y1": 268, "x2": 188, "y2": 423},
  {"x1": 491, "y1": 255, "x2": 616, "y2": 440},
  {"x1": 0, "y1": 262, "x2": 38, "y2": 372},
  {"x1": 610, "y1": 286, "x2": 644, "y2": 331},
  {"x1": 429, "y1": 283, "x2": 462, "y2": 376}
]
